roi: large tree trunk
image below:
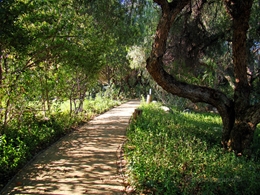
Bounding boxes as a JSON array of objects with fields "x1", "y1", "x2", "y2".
[
  {"x1": 223, "y1": 0, "x2": 255, "y2": 155},
  {"x1": 146, "y1": 0, "x2": 260, "y2": 155}
]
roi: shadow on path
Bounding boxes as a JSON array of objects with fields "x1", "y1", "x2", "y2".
[{"x1": 1, "y1": 100, "x2": 140, "y2": 195}]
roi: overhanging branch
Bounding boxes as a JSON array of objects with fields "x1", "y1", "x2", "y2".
[{"x1": 147, "y1": 0, "x2": 233, "y2": 112}]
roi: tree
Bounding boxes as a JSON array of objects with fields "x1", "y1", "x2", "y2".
[
  {"x1": 146, "y1": 0, "x2": 260, "y2": 155},
  {"x1": 0, "y1": 0, "x2": 31, "y2": 86},
  {"x1": 0, "y1": 0, "x2": 115, "y2": 131}
]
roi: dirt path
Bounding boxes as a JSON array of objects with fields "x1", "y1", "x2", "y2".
[{"x1": 1, "y1": 100, "x2": 140, "y2": 195}]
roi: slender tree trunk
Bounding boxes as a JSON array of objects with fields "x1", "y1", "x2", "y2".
[
  {"x1": 76, "y1": 88, "x2": 87, "y2": 113},
  {"x1": 0, "y1": 64, "x2": 2, "y2": 86},
  {"x1": 0, "y1": 51, "x2": 2, "y2": 85},
  {"x1": 69, "y1": 96, "x2": 73, "y2": 115},
  {"x1": 3, "y1": 99, "x2": 10, "y2": 131}
]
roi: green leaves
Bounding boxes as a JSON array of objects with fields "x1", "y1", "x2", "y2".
[
  {"x1": 0, "y1": 0, "x2": 31, "y2": 51},
  {"x1": 125, "y1": 102, "x2": 260, "y2": 194},
  {"x1": 1, "y1": 0, "x2": 119, "y2": 128}
]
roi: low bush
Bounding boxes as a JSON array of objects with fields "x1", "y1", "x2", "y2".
[{"x1": 125, "y1": 102, "x2": 260, "y2": 194}]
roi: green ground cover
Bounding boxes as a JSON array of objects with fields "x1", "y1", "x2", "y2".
[
  {"x1": 0, "y1": 97, "x2": 121, "y2": 190},
  {"x1": 125, "y1": 102, "x2": 260, "y2": 195}
]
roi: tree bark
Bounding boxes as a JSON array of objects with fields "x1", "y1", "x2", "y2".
[
  {"x1": 147, "y1": 0, "x2": 260, "y2": 155},
  {"x1": 0, "y1": 49, "x2": 2, "y2": 85},
  {"x1": 222, "y1": 0, "x2": 256, "y2": 155}
]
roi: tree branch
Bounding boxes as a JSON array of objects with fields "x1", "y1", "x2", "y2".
[
  {"x1": 147, "y1": 0, "x2": 233, "y2": 115},
  {"x1": 246, "y1": 104, "x2": 260, "y2": 126}
]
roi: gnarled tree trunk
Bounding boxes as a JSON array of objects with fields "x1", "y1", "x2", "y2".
[
  {"x1": 223, "y1": 0, "x2": 256, "y2": 155},
  {"x1": 146, "y1": 0, "x2": 260, "y2": 155}
]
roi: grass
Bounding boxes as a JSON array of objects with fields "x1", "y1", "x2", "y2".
[
  {"x1": 125, "y1": 102, "x2": 260, "y2": 195},
  {"x1": 0, "y1": 96, "x2": 121, "y2": 191}
]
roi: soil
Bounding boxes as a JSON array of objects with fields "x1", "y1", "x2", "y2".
[{"x1": 1, "y1": 100, "x2": 140, "y2": 195}]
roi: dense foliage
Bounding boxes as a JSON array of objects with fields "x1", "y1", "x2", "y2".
[{"x1": 125, "y1": 102, "x2": 260, "y2": 194}]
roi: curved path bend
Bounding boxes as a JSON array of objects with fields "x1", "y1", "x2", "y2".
[{"x1": 1, "y1": 100, "x2": 140, "y2": 195}]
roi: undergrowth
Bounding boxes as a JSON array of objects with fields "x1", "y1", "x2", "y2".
[
  {"x1": 125, "y1": 102, "x2": 260, "y2": 195},
  {"x1": 0, "y1": 97, "x2": 121, "y2": 191}
]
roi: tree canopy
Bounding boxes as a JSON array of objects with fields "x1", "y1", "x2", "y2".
[{"x1": 1, "y1": 0, "x2": 260, "y2": 155}]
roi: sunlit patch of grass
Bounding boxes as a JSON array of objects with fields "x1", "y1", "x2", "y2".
[{"x1": 125, "y1": 102, "x2": 260, "y2": 195}]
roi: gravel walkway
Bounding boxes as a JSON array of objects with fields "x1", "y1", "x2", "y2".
[{"x1": 1, "y1": 100, "x2": 140, "y2": 195}]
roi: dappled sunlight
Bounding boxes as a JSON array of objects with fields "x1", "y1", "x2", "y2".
[{"x1": 2, "y1": 101, "x2": 140, "y2": 195}]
